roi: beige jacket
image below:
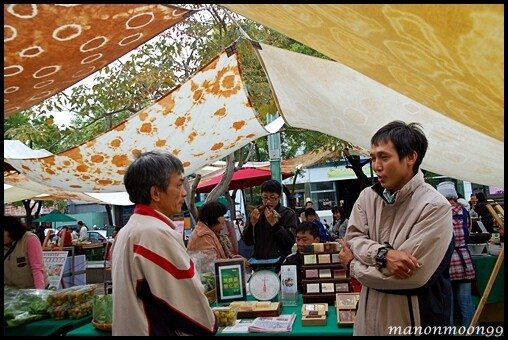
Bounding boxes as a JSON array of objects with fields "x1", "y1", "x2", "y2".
[{"x1": 346, "y1": 171, "x2": 453, "y2": 335}]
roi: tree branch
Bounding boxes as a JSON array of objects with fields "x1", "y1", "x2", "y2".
[
  {"x1": 206, "y1": 153, "x2": 235, "y2": 202},
  {"x1": 184, "y1": 175, "x2": 200, "y2": 221}
]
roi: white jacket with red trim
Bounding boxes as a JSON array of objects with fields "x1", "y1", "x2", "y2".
[{"x1": 112, "y1": 205, "x2": 217, "y2": 335}]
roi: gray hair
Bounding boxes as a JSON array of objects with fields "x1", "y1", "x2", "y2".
[{"x1": 124, "y1": 151, "x2": 184, "y2": 204}]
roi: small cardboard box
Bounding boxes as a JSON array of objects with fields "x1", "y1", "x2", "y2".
[
  {"x1": 335, "y1": 293, "x2": 360, "y2": 309},
  {"x1": 302, "y1": 313, "x2": 327, "y2": 326},
  {"x1": 301, "y1": 303, "x2": 328, "y2": 326},
  {"x1": 336, "y1": 309, "x2": 356, "y2": 327},
  {"x1": 335, "y1": 293, "x2": 359, "y2": 327},
  {"x1": 301, "y1": 303, "x2": 328, "y2": 315}
]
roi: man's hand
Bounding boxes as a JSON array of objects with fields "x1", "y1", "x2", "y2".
[
  {"x1": 249, "y1": 208, "x2": 261, "y2": 226},
  {"x1": 385, "y1": 249, "x2": 420, "y2": 279},
  {"x1": 338, "y1": 239, "x2": 354, "y2": 267},
  {"x1": 265, "y1": 207, "x2": 280, "y2": 226}
]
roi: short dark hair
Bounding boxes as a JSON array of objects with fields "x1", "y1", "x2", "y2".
[
  {"x1": 124, "y1": 151, "x2": 184, "y2": 204},
  {"x1": 475, "y1": 192, "x2": 487, "y2": 202},
  {"x1": 4, "y1": 216, "x2": 27, "y2": 241},
  {"x1": 77, "y1": 221, "x2": 84, "y2": 226},
  {"x1": 260, "y1": 179, "x2": 282, "y2": 195},
  {"x1": 296, "y1": 221, "x2": 320, "y2": 239},
  {"x1": 304, "y1": 207, "x2": 317, "y2": 217},
  {"x1": 331, "y1": 206, "x2": 346, "y2": 221},
  {"x1": 198, "y1": 201, "x2": 228, "y2": 227},
  {"x1": 371, "y1": 120, "x2": 428, "y2": 174}
]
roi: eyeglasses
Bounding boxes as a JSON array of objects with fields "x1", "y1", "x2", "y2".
[{"x1": 261, "y1": 194, "x2": 280, "y2": 201}]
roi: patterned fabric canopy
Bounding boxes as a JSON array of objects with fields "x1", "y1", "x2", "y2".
[
  {"x1": 254, "y1": 43, "x2": 503, "y2": 187},
  {"x1": 5, "y1": 49, "x2": 277, "y2": 193},
  {"x1": 4, "y1": 4, "x2": 196, "y2": 116},
  {"x1": 225, "y1": 4, "x2": 504, "y2": 142}
]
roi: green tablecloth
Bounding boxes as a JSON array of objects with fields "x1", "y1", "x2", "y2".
[
  {"x1": 65, "y1": 295, "x2": 353, "y2": 336},
  {"x1": 4, "y1": 315, "x2": 92, "y2": 336},
  {"x1": 67, "y1": 322, "x2": 111, "y2": 336},
  {"x1": 216, "y1": 295, "x2": 353, "y2": 336},
  {"x1": 471, "y1": 254, "x2": 504, "y2": 305}
]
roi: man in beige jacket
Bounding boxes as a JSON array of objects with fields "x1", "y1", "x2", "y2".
[{"x1": 339, "y1": 121, "x2": 453, "y2": 336}]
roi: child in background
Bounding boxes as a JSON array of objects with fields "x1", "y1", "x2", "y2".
[{"x1": 282, "y1": 222, "x2": 320, "y2": 292}]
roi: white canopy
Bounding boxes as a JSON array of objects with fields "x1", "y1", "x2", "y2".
[{"x1": 255, "y1": 43, "x2": 503, "y2": 187}]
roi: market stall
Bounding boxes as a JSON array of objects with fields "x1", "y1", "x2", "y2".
[{"x1": 66, "y1": 294, "x2": 353, "y2": 336}]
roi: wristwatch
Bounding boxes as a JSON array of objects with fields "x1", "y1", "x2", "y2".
[{"x1": 375, "y1": 247, "x2": 390, "y2": 270}]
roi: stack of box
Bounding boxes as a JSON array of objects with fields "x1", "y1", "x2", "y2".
[
  {"x1": 335, "y1": 293, "x2": 360, "y2": 327},
  {"x1": 301, "y1": 242, "x2": 350, "y2": 304}
]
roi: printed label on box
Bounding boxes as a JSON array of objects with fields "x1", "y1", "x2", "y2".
[
  {"x1": 306, "y1": 269, "x2": 319, "y2": 279},
  {"x1": 321, "y1": 282, "x2": 334, "y2": 293},
  {"x1": 304, "y1": 254, "x2": 317, "y2": 265},
  {"x1": 335, "y1": 282, "x2": 350, "y2": 292},
  {"x1": 333, "y1": 268, "x2": 347, "y2": 279},
  {"x1": 319, "y1": 268, "x2": 332, "y2": 278},
  {"x1": 317, "y1": 253, "x2": 331, "y2": 264},
  {"x1": 306, "y1": 283, "x2": 320, "y2": 294}
]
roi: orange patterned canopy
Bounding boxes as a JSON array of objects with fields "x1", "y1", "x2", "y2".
[
  {"x1": 5, "y1": 50, "x2": 275, "y2": 193},
  {"x1": 4, "y1": 4, "x2": 195, "y2": 116}
]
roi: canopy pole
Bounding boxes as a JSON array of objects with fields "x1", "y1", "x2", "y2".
[{"x1": 267, "y1": 113, "x2": 282, "y2": 199}]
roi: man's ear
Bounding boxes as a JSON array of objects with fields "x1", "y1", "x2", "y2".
[
  {"x1": 150, "y1": 186, "x2": 160, "y2": 202},
  {"x1": 407, "y1": 151, "x2": 417, "y2": 167}
]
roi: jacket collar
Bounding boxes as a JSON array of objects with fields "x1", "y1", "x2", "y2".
[
  {"x1": 194, "y1": 221, "x2": 217, "y2": 237},
  {"x1": 372, "y1": 170, "x2": 425, "y2": 204},
  {"x1": 133, "y1": 204, "x2": 176, "y2": 229}
]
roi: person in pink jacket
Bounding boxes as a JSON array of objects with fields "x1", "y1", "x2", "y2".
[
  {"x1": 187, "y1": 201, "x2": 249, "y2": 267},
  {"x1": 4, "y1": 216, "x2": 47, "y2": 289},
  {"x1": 187, "y1": 201, "x2": 229, "y2": 260}
]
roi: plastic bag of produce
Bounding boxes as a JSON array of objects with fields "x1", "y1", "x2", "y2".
[
  {"x1": 188, "y1": 249, "x2": 217, "y2": 277},
  {"x1": 92, "y1": 295, "x2": 113, "y2": 325},
  {"x1": 48, "y1": 302, "x2": 71, "y2": 320},
  {"x1": 68, "y1": 300, "x2": 93, "y2": 319},
  {"x1": 4, "y1": 287, "x2": 52, "y2": 327},
  {"x1": 47, "y1": 284, "x2": 97, "y2": 308}
]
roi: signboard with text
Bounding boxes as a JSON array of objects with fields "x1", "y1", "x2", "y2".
[{"x1": 43, "y1": 251, "x2": 68, "y2": 290}]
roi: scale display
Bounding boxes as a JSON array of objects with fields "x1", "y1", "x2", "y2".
[{"x1": 249, "y1": 269, "x2": 280, "y2": 301}]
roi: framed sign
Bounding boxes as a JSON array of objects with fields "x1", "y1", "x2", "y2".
[
  {"x1": 214, "y1": 259, "x2": 246, "y2": 304},
  {"x1": 43, "y1": 251, "x2": 69, "y2": 290}
]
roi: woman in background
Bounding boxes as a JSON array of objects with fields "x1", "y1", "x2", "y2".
[
  {"x1": 187, "y1": 201, "x2": 230, "y2": 259},
  {"x1": 58, "y1": 226, "x2": 73, "y2": 248},
  {"x1": 330, "y1": 205, "x2": 349, "y2": 240},
  {"x1": 473, "y1": 192, "x2": 495, "y2": 233},
  {"x1": 42, "y1": 229, "x2": 60, "y2": 250},
  {"x1": 4, "y1": 216, "x2": 47, "y2": 289},
  {"x1": 187, "y1": 201, "x2": 247, "y2": 266}
]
